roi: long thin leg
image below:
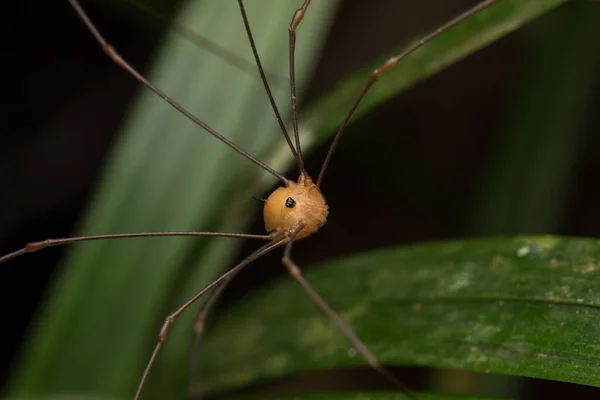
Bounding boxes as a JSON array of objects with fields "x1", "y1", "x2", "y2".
[
  {"x1": 237, "y1": 0, "x2": 306, "y2": 176},
  {"x1": 0, "y1": 232, "x2": 271, "y2": 264},
  {"x1": 188, "y1": 270, "x2": 236, "y2": 397},
  {"x1": 287, "y1": 0, "x2": 312, "y2": 175},
  {"x1": 134, "y1": 237, "x2": 286, "y2": 400},
  {"x1": 281, "y1": 227, "x2": 417, "y2": 400},
  {"x1": 316, "y1": 0, "x2": 501, "y2": 187},
  {"x1": 67, "y1": 0, "x2": 289, "y2": 185}
]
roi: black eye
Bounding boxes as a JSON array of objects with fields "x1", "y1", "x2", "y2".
[{"x1": 285, "y1": 197, "x2": 296, "y2": 208}]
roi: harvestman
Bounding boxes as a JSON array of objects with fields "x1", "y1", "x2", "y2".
[{"x1": 1, "y1": 0, "x2": 502, "y2": 398}]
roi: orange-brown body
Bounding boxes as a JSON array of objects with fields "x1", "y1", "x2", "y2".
[{"x1": 264, "y1": 175, "x2": 328, "y2": 240}]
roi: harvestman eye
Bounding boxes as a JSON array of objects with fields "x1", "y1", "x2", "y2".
[{"x1": 285, "y1": 197, "x2": 296, "y2": 208}]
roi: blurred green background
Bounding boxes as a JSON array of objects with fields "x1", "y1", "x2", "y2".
[{"x1": 1, "y1": 0, "x2": 599, "y2": 399}]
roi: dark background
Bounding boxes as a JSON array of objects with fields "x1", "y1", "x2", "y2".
[{"x1": 2, "y1": 0, "x2": 600, "y2": 398}]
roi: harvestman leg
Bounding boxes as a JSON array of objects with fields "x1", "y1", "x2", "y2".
[
  {"x1": 67, "y1": 0, "x2": 290, "y2": 185},
  {"x1": 0, "y1": 232, "x2": 271, "y2": 264},
  {"x1": 0, "y1": 230, "x2": 282, "y2": 400},
  {"x1": 236, "y1": 0, "x2": 307, "y2": 176},
  {"x1": 188, "y1": 263, "x2": 241, "y2": 395},
  {"x1": 287, "y1": 0, "x2": 310, "y2": 170},
  {"x1": 282, "y1": 227, "x2": 417, "y2": 400},
  {"x1": 134, "y1": 237, "x2": 286, "y2": 400},
  {"x1": 316, "y1": 0, "x2": 501, "y2": 187}
]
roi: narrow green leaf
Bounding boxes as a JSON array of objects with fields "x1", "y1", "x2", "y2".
[
  {"x1": 299, "y1": 0, "x2": 567, "y2": 151},
  {"x1": 200, "y1": 237, "x2": 600, "y2": 393},
  {"x1": 9, "y1": 2, "x2": 338, "y2": 399}
]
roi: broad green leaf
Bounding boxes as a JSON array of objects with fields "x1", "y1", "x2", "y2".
[{"x1": 200, "y1": 237, "x2": 600, "y2": 393}]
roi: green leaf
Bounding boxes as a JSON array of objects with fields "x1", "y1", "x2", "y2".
[{"x1": 200, "y1": 237, "x2": 600, "y2": 394}]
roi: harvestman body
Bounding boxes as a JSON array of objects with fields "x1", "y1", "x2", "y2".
[{"x1": 1, "y1": 0, "x2": 502, "y2": 399}]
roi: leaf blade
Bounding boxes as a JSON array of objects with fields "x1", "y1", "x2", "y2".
[{"x1": 200, "y1": 237, "x2": 600, "y2": 393}]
